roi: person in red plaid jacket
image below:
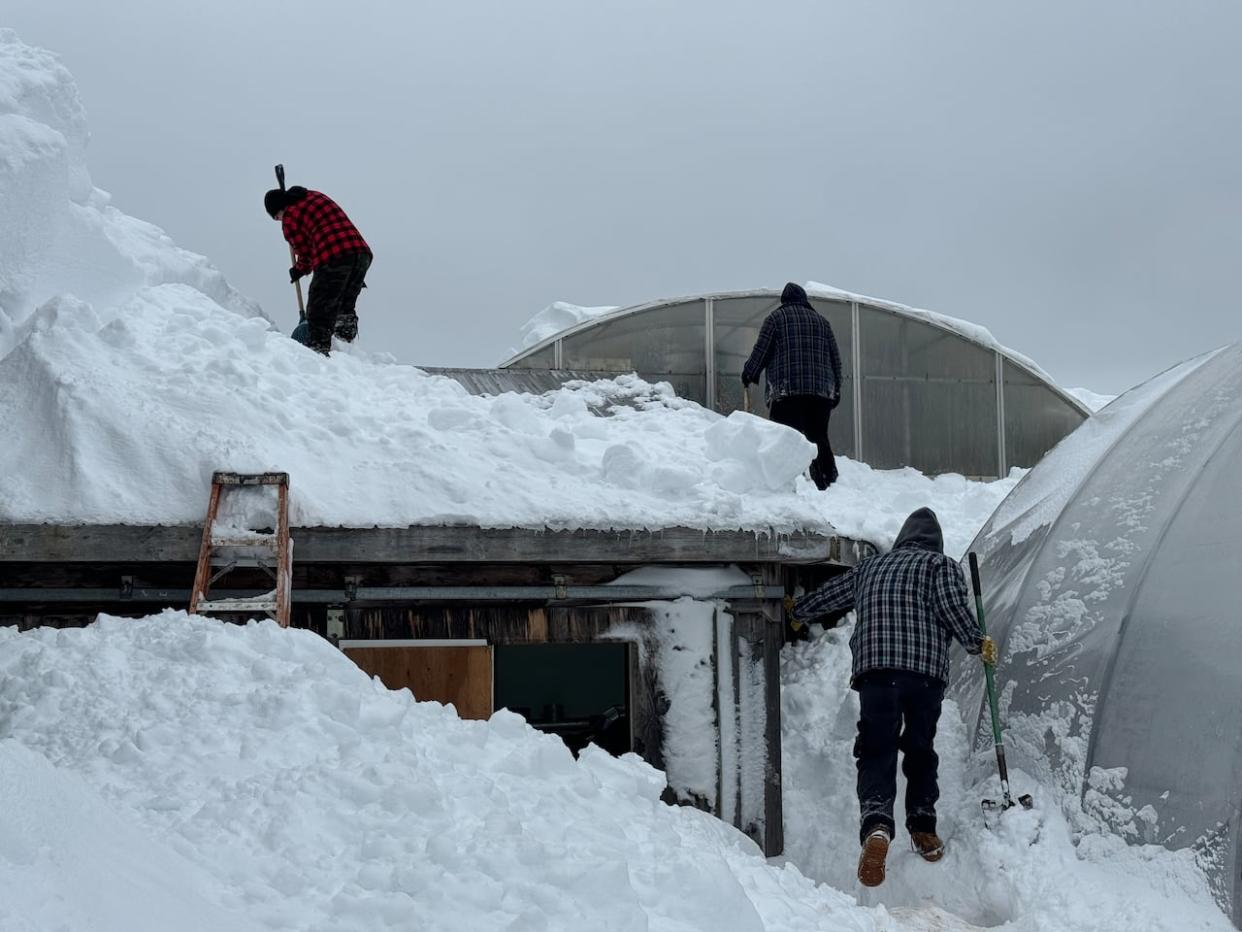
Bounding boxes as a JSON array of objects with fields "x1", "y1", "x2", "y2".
[
  {"x1": 265, "y1": 185, "x2": 372, "y2": 355},
  {"x1": 787, "y1": 507, "x2": 996, "y2": 888}
]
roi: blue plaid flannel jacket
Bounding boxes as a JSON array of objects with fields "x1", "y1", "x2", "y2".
[
  {"x1": 741, "y1": 303, "x2": 843, "y2": 405},
  {"x1": 794, "y1": 546, "x2": 983, "y2": 685}
]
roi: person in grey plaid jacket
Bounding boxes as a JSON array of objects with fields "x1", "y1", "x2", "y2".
[
  {"x1": 741, "y1": 282, "x2": 843, "y2": 489},
  {"x1": 789, "y1": 507, "x2": 997, "y2": 887}
]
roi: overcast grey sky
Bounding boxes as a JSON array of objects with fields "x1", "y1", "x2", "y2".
[{"x1": 9, "y1": 1, "x2": 1241, "y2": 393}]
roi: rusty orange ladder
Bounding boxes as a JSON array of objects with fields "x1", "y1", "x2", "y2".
[{"x1": 189, "y1": 472, "x2": 292, "y2": 628}]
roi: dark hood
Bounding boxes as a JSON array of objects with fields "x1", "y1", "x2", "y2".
[
  {"x1": 780, "y1": 282, "x2": 812, "y2": 308},
  {"x1": 892, "y1": 507, "x2": 943, "y2": 553}
]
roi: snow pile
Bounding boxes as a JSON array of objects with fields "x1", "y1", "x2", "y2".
[
  {"x1": 0, "y1": 30, "x2": 261, "y2": 361},
  {"x1": 0, "y1": 297, "x2": 1019, "y2": 533},
  {"x1": 516, "y1": 300, "x2": 619, "y2": 351},
  {"x1": 3, "y1": 611, "x2": 900, "y2": 932},
  {"x1": 1065, "y1": 386, "x2": 1116, "y2": 412},
  {"x1": 781, "y1": 622, "x2": 1232, "y2": 931}
]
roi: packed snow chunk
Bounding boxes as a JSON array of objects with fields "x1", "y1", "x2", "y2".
[
  {"x1": 515, "y1": 299, "x2": 619, "y2": 351},
  {"x1": 705, "y1": 410, "x2": 815, "y2": 492}
]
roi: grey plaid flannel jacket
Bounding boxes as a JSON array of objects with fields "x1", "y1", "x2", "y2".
[
  {"x1": 741, "y1": 303, "x2": 843, "y2": 405},
  {"x1": 794, "y1": 545, "x2": 983, "y2": 685}
]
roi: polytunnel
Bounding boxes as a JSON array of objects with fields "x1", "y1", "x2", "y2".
[
  {"x1": 950, "y1": 341, "x2": 1242, "y2": 925},
  {"x1": 503, "y1": 286, "x2": 1090, "y2": 479}
]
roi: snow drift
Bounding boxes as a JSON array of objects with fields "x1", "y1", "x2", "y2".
[{"x1": 0, "y1": 612, "x2": 893, "y2": 932}]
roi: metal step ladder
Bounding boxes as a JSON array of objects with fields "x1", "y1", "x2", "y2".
[{"x1": 189, "y1": 472, "x2": 292, "y2": 628}]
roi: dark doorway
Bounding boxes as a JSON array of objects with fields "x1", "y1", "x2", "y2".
[{"x1": 494, "y1": 643, "x2": 632, "y2": 756}]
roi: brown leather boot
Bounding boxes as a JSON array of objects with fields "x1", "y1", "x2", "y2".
[
  {"x1": 857, "y1": 828, "x2": 891, "y2": 887},
  {"x1": 910, "y1": 831, "x2": 945, "y2": 862}
]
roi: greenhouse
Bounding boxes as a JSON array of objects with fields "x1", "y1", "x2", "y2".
[
  {"x1": 952, "y1": 341, "x2": 1242, "y2": 925},
  {"x1": 503, "y1": 286, "x2": 1089, "y2": 479}
]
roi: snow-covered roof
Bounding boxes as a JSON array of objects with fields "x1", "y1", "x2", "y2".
[{"x1": 0, "y1": 30, "x2": 1021, "y2": 541}]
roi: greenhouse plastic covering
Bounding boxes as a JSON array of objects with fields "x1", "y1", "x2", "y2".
[{"x1": 951, "y1": 342, "x2": 1242, "y2": 925}]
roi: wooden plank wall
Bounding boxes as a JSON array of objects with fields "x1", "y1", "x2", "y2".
[{"x1": 344, "y1": 645, "x2": 494, "y2": 720}]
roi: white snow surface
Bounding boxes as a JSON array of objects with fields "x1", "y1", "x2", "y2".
[
  {"x1": 516, "y1": 300, "x2": 619, "y2": 351},
  {"x1": 1, "y1": 612, "x2": 905, "y2": 932},
  {"x1": 1064, "y1": 387, "x2": 1116, "y2": 413}
]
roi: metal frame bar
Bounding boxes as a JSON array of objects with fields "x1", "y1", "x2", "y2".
[
  {"x1": 851, "y1": 301, "x2": 864, "y2": 460},
  {"x1": 995, "y1": 351, "x2": 1008, "y2": 479},
  {"x1": 704, "y1": 297, "x2": 716, "y2": 411},
  {"x1": 0, "y1": 584, "x2": 787, "y2": 604}
]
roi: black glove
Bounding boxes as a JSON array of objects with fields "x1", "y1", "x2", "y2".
[
  {"x1": 289, "y1": 266, "x2": 301, "y2": 283},
  {"x1": 828, "y1": 391, "x2": 840, "y2": 410},
  {"x1": 741, "y1": 376, "x2": 752, "y2": 388}
]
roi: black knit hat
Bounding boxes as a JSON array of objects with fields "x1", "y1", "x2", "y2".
[
  {"x1": 781, "y1": 282, "x2": 811, "y2": 307},
  {"x1": 264, "y1": 189, "x2": 288, "y2": 218}
]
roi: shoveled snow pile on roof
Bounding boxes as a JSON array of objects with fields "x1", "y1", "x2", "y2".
[
  {"x1": 0, "y1": 29, "x2": 261, "y2": 361},
  {"x1": 0, "y1": 611, "x2": 911, "y2": 932},
  {"x1": 0, "y1": 30, "x2": 1020, "y2": 537}
]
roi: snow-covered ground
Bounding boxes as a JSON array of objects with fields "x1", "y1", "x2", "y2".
[
  {"x1": 0, "y1": 612, "x2": 939, "y2": 932},
  {"x1": 781, "y1": 623, "x2": 1230, "y2": 932}
]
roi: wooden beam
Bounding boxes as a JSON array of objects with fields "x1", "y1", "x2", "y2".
[{"x1": 0, "y1": 524, "x2": 873, "y2": 567}]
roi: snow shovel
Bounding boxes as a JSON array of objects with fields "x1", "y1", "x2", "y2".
[
  {"x1": 742, "y1": 385, "x2": 752, "y2": 413},
  {"x1": 967, "y1": 551, "x2": 1034, "y2": 818},
  {"x1": 274, "y1": 163, "x2": 309, "y2": 345}
]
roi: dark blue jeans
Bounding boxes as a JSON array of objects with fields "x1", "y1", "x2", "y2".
[{"x1": 854, "y1": 669, "x2": 944, "y2": 843}]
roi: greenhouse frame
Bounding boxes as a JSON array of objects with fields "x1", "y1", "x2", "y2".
[{"x1": 503, "y1": 288, "x2": 1090, "y2": 479}]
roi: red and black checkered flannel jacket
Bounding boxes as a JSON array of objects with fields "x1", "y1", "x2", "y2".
[{"x1": 282, "y1": 189, "x2": 371, "y2": 278}]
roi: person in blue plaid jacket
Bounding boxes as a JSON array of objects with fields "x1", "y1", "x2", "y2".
[
  {"x1": 741, "y1": 282, "x2": 843, "y2": 490},
  {"x1": 789, "y1": 507, "x2": 997, "y2": 887}
]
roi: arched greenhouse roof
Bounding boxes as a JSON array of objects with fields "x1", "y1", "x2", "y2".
[{"x1": 504, "y1": 285, "x2": 1090, "y2": 479}]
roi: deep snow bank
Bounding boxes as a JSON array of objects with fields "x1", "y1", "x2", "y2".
[
  {"x1": 1, "y1": 611, "x2": 911, "y2": 932},
  {"x1": 0, "y1": 29, "x2": 261, "y2": 360}
]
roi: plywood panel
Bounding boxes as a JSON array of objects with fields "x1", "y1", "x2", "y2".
[{"x1": 344, "y1": 645, "x2": 493, "y2": 720}]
